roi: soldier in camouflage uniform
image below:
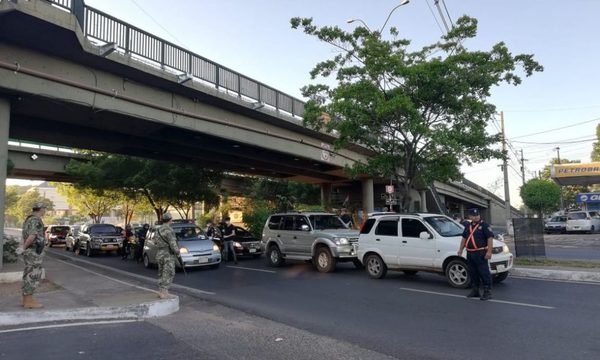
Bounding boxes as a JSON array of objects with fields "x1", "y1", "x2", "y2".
[
  {"x1": 21, "y1": 202, "x2": 47, "y2": 309},
  {"x1": 155, "y1": 212, "x2": 179, "y2": 299}
]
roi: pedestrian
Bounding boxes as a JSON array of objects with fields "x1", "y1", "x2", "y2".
[
  {"x1": 135, "y1": 223, "x2": 149, "y2": 262},
  {"x1": 122, "y1": 224, "x2": 133, "y2": 260},
  {"x1": 20, "y1": 202, "x2": 47, "y2": 309},
  {"x1": 457, "y1": 208, "x2": 494, "y2": 301},
  {"x1": 340, "y1": 208, "x2": 353, "y2": 228},
  {"x1": 155, "y1": 213, "x2": 179, "y2": 299},
  {"x1": 205, "y1": 220, "x2": 221, "y2": 249},
  {"x1": 221, "y1": 216, "x2": 237, "y2": 264}
]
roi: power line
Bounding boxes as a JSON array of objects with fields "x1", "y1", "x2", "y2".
[
  {"x1": 425, "y1": 0, "x2": 445, "y2": 35},
  {"x1": 512, "y1": 138, "x2": 596, "y2": 145},
  {"x1": 440, "y1": 0, "x2": 454, "y2": 27},
  {"x1": 504, "y1": 104, "x2": 600, "y2": 113},
  {"x1": 128, "y1": 0, "x2": 187, "y2": 48},
  {"x1": 509, "y1": 117, "x2": 600, "y2": 140}
]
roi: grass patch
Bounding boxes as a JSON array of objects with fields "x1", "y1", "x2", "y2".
[{"x1": 515, "y1": 257, "x2": 600, "y2": 269}]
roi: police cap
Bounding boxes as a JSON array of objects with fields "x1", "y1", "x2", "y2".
[{"x1": 467, "y1": 208, "x2": 481, "y2": 217}]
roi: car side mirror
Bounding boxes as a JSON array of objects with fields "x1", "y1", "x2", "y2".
[
  {"x1": 301, "y1": 224, "x2": 310, "y2": 231},
  {"x1": 419, "y1": 231, "x2": 432, "y2": 240}
]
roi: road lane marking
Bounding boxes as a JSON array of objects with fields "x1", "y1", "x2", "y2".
[
  {"x1": 0, "y1": 320, "x2": 139, "y2": 334},
  {"x1": 48, "y1": 250, "x2": 216, "y2": 296},
  {"x1": 226, "y1": 265, "x2": 277, "y2": 273},
  {"x1": 399, "y1": 287, "x2": 555, "y2": 309},
  {"x1": 510, "y1": 275, "x2": 600, "y2": 286}
]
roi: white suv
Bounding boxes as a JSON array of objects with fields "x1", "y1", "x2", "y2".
[
  {"x1": 356, "y1": 213, "x2": 513, "y2": 288},
  {"x1": 566, "y1": 211, "x2": 600, "y2": 233}
]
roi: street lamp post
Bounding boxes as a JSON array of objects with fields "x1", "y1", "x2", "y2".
[{"x1": 347, "y1": 0, "x2": 410, "y2": 34}]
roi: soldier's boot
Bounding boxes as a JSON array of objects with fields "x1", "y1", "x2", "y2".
[
  {"x1": 22, "y1": 294, "x2": 43, "y2": 309},
  {"x1": 466, "y1": 288, "x2": 480, "y2": 298},
  {"x1": 480, "y1": 289, "x2": 492, "y2": 301},
  {"x1": 158, "y1": 289, "x2": 169, "y2": 299}
]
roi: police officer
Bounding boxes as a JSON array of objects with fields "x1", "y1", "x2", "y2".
[
  {"x1": 457, "y1": 208, "x2": 494, "y2": 301},
  {"x1": 21, "y1": 202, "x2": 47, "y2": 309},
  {"x1": 155, "y1": 213, "x2": 179, "y2": 299}
]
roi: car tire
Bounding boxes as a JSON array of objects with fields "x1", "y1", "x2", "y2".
[
  {"x1": 445, "y1": 258, "x2": 470, "y2": 288},
  {"x1": 143, "y1": 254, "x2": 153, "y2": 269},
  {"x1": 589, "y1": 226, "x2": 595, "y2": 234},
  {"x1": 403, "y1": 270, "x2": 418, "y2": 275},
  {"x1": 314, "y1": 247, "x2": 336, "y2": 273},
  {"x1": 352, "y1": 259, "x2": 364, "y2": 269},
  {"x1": 365, "y1": 254, "x2": 387, "y2": 279},
  {"x1": 86, "y1": 243, "x2": 93, "y2": 257},
  {"x1": 266, "y1": 245, "x2": 284, "y2": 267},
  {"x1": 493, "y1": 272, "x2": 509, "y2": 284}
]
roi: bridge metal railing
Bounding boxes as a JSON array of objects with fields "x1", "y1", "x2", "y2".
[{"x1": 33, "y1": 0, "x2": 306, "y2": 118}]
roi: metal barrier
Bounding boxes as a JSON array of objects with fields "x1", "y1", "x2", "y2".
[
  {"x1": 512, "y1": 218, "x2": 546, "y2": 258},
  {"x1": 41, "y1": 0, "x2": 305, "y2": 118}
]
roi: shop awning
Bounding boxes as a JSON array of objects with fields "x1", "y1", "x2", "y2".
[{"x1": 551, "y1": 163, "x2": 600, "y2": 186}]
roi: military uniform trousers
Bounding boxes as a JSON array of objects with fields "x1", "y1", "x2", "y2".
[
  {"x1": 156, "y1": 250, "x2": 176, "y2": 291},
  {"x1": 22, "y1": 248, "x2": 44, "y2": 296}
]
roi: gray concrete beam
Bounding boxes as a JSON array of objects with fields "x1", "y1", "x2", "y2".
[{"x1": 0, "y1": 98, "x2": 9, "y2": 269}]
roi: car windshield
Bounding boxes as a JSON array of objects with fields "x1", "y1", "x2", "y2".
[
  {"x1": 424, "y1": 216, "x2": 464, "y2": 237},
  {"x1": 90, "y1": 225, "x2": 119, "y2": 235},
  {"x1": 308, "y1": 215, "x2": 347, "y2": 230},
  {"x1": 173, "y1": 226, "x2": 206, "y2": 241},
  {"x1": 550, "y1": 216, "x2": 566, "y2": 222},
  {"x1": 51, "y1": 226, "x2": 70, "y2": 235},
  {"x1": 568, "y1": 212, "x2": 586, "y2": 220}
]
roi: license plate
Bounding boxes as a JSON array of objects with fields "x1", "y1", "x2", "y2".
[
  {"x1": 104, "y1": 245, "x2": 115, "y2": 250},
  {"x1": 249, "y1": 248, "x2": 257, "y2": 253},
  {"x1": 197, "y1": 257, "x2": 209, "y2": 264},
  {"x1": 497, "y1": 265, "x2": 505, "y2": 271}
]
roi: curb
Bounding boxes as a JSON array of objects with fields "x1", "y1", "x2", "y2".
[
  {"x1": 512, "y1": 267, "x2": 600, "y2": 283},
  {"x1": 0, "y1": 296, "x2": 179, "y2": 326}
]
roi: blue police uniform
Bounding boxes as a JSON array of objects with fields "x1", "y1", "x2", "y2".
[{"x1": 462, "y1": 216, "x2": 494, "y2": 292}]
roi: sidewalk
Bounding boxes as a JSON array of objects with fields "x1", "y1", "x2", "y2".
[{"x1": 0, "y1": 256, "x2": 178, "y2": 327}]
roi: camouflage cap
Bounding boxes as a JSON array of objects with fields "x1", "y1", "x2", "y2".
[
  {"x1": 32, "y1": 202, "x2": 47, "y2": 210},
  {"x1": 162, "y1": 213, "x2": 173, "y2": 221}
]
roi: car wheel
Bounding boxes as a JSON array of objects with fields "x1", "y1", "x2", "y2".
[
  {"x1": 352, "y1": 259, "x2": 364, "y2": 269},
  {"x1": 266, "y1": 245, "x2": 284, "y2": 267},
  {"x1": 493, "y1": 272, "x2": 509, "y2": 284},
  {"x1": 365, "y1": 254, "x2": 387, "y2": 279},
  {"x1": 143, "y1": 254, "x2": 152, "y2": 269},
  {"x1": 445, "y1": 259, "x2": 470, "y2": 288},
  {"x1": 403, "y1": 270, "x2": 418, "y2": 275},
  {"x1": 314, "y1": 247, "x2": 336, "y2": 273},
  {"x1": 86, "y1": 243, "x2": 93, "y2": 257},
  {"x1": 589, "y1": 226, "x2": 595, "y2": 234}
]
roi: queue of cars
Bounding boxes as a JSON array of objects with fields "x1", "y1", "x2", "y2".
[{"x1": 545, "y1": 211, "x2": 600, "y2": 234}]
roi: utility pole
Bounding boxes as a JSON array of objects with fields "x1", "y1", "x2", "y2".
[
  {"x1": 500, "y1": 111, "x2": 512, "y2": 234},
  {"x1": 555, "y1": 146, "x2": 564, "y2": 212},
  {"x1": 520, "y1": 149, "x2": 527, "y2": 217},
  {"x1": 434, "y1": 0, "x2": 451, "y2": 33}
]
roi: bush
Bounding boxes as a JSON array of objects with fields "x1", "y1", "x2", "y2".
[
  {"x1": 3, "y1": 234, "x2": 19, "y2": 263},
  {"x1": 242, "y1": 200, "x2": 275, "y2": 239}
]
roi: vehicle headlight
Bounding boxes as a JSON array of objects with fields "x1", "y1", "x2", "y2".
[
  {"x1": 334, "y1": 237, "x2": 349, "y2": 245},
  {"x1": 234, "y1": 242, "x2": 243, "y2": 249},
  {"x1": 502, "y1": 245, "x2": 509, "y2": 254},
  {"x1": 213, "y1": 244, "x2": 220, "y2": 252},
  {"x1": 179, "y1": 247, "x2": 189, "y2": 254}
]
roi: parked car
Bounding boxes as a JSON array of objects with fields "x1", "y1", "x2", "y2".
[
  {"x1": 544, "y1": 216, "x2": 567, "y2": 234},
  {"x1": 566, "y1": 211, "x2": 600, "y2": 233},
  {"x1": 78, "y1": 223, "x2": 124, "y2": 257},
  {"x1": 356, "y1": 213, "x2": 513, "y2": 288},
  {"x1": 65, "y1": 225, "x2": 82, "y2": 252},
  {"x1": 218, "y1": 226, "x2": 263, "y2": 258},
  {"x1": 143, "y1": 223, "x2": 221, "y2": 269},
  {"x1": 261, "y1": 212, "x2": 361, "y2": 273},
  {"x1": 45, "y1": 225, "x2": 70, "y2": 247}
]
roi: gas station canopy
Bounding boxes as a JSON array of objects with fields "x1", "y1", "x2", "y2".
[{"x1": 551, "y1": 163, "x2": 600, "y2": 186}]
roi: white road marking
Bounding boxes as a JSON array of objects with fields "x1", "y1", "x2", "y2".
[
  {"x1": 510, "y1": 275, "x2": 600, "y2": 286},
  {"x1": 0, "y1": 319, "x2": 139, "y2": 334},
  {"x1": 226, "y1": 265, "x2": 277, "y2": 274},
  {"x1": 49, "y1": 251, "x2": 216, "y2": 296},
  {"x1": 399, "y1": 287, "x2": 555, "y2": 310}
]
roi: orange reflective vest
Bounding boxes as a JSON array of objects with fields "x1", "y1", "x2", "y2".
[{"x1": 465, "y1": 223, "x2": 488, "y2": 252}]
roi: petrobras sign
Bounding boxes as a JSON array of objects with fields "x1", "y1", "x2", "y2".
[{"x1": 576, "y1": 193, "x2": 600, "y2": 203}]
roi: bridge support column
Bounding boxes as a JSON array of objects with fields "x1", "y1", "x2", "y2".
[
  {"x1": 0, "y1": 98, "x2": 10, "y2": 270},
  {"x1": 420, "y1": 190, "x2": 428, "y2": 212},
  {"x1": 321, "y1": 183, "x2": 332, "y2": 211},
  {"x1": 361, "y1": 178, "x2": 374, "y2": 215}
]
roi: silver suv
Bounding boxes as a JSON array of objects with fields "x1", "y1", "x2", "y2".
[{"x1": 261, "y1": 212, "x2": 361, "y2": 273}]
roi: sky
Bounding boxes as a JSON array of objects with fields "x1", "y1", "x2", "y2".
[{"x1": 9, "y1": 0, "x2": 600, "y2": 206}]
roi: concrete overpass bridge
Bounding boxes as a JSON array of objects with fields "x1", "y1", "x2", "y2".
[{"x1": 0, "y1": 0, "x2": 520, "y2": 234}]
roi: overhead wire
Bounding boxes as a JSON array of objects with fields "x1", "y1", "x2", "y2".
[
  {"x1": 425, "y1": 0, "x2": 446, "y2": 35},
  {"x1": 509, "y1": 117, "x2": 600, "y2": 140}
]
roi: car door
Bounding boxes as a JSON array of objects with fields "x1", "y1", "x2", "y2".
[
  {"x1": 398, "y1": 218, "x2": 436, "y2": 267},
  {"x1": 277, "y1": 216, "x2": 296, "y2": 254},
  {"x1": 373, "y1": 217, "x2": 400, "y2": 266},
  {"x1": 293, "y1": 215, "x2": 313, "y2": 256}
]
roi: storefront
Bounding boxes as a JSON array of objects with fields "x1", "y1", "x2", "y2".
[{"x1": 575, "y1": 193, "x2": 600, "y2": 211}]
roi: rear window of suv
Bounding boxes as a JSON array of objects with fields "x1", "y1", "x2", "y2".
[
  {"x1": 568, "y1": 212, "x2": 586, "y2": 220},
  {"x1": 360, "y1": 219, "x2": 376, "y2": 234},
  {"x1": 375, "y1": 220, "x2": 398, "y2": 236},
  {"x1": 268, "y1": 216, "x2": 282, "y2": 230}
]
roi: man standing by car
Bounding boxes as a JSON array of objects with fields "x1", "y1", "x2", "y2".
[
  {"x1": 221, "y1": 217, "x2": 237, "y2": 264},
  {"x1": 155, "y1": 213, "x2": 179, "y2": 299},
  {"x1": 20, "y1": 203, "x2": 47, "y2": 309},
  {"x1": 135, "y1": 224, "x2": 149, "y2": 262},
  {"x1": 457, "y1": 208, "x2": 494, "y2": 301},
  {"x1": 340, "y1": 208, "x2": 353, "y2": 229}
]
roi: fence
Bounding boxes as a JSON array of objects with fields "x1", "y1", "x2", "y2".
[
  {"x1": 512, "y1": 218, "x2": 546, "y2": 258},
  {"x1": 40, "y1": 0, "x2": 305, "y2": 118}
]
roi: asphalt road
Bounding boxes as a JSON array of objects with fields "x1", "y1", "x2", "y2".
[
  {"x1": 44, "y1": 246, "x2": 600, "y2": 360},
  {"x1": 541, "y1": 233, "x2": 600, "y2": 260}
]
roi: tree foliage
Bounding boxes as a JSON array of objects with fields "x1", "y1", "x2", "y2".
[
  {"x1": 6, "y1": 188, "x2": 54, "y2": 226},
  {"x1": 520, "y1": 179, "x2": 560, "y2": 216},
  {"x1": 55, "y1": 184, "x2": 119, "y2": 224},
  {"x1": 65, "y1": 154, "x2": 221, "y2": 221},
  {"x1": 291, "y1": 15, "x2": 543, "y2": 210}
]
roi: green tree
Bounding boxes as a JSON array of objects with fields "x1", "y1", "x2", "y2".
[
  {"x1": 7, "y1": 188, "x2": 54, "y2": 225},
  {"x1": 56, "y1": 184, "x2": 119, "y2": 224},
  {"x1": 541, "y1": 158, "x2": 587, "y2": 210},
  {"x1": 520, "y1": 179, "x2": 560, "y2": 217},
  {"x1": 249, "y1": 178, "x2": 320, "y2": 212},
  {"x1": 291, "y1": 16, "x2": 543, "y2": 211},
  {"x1": 242, "y1": 199, "x2": 275, "y2": 239}
]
